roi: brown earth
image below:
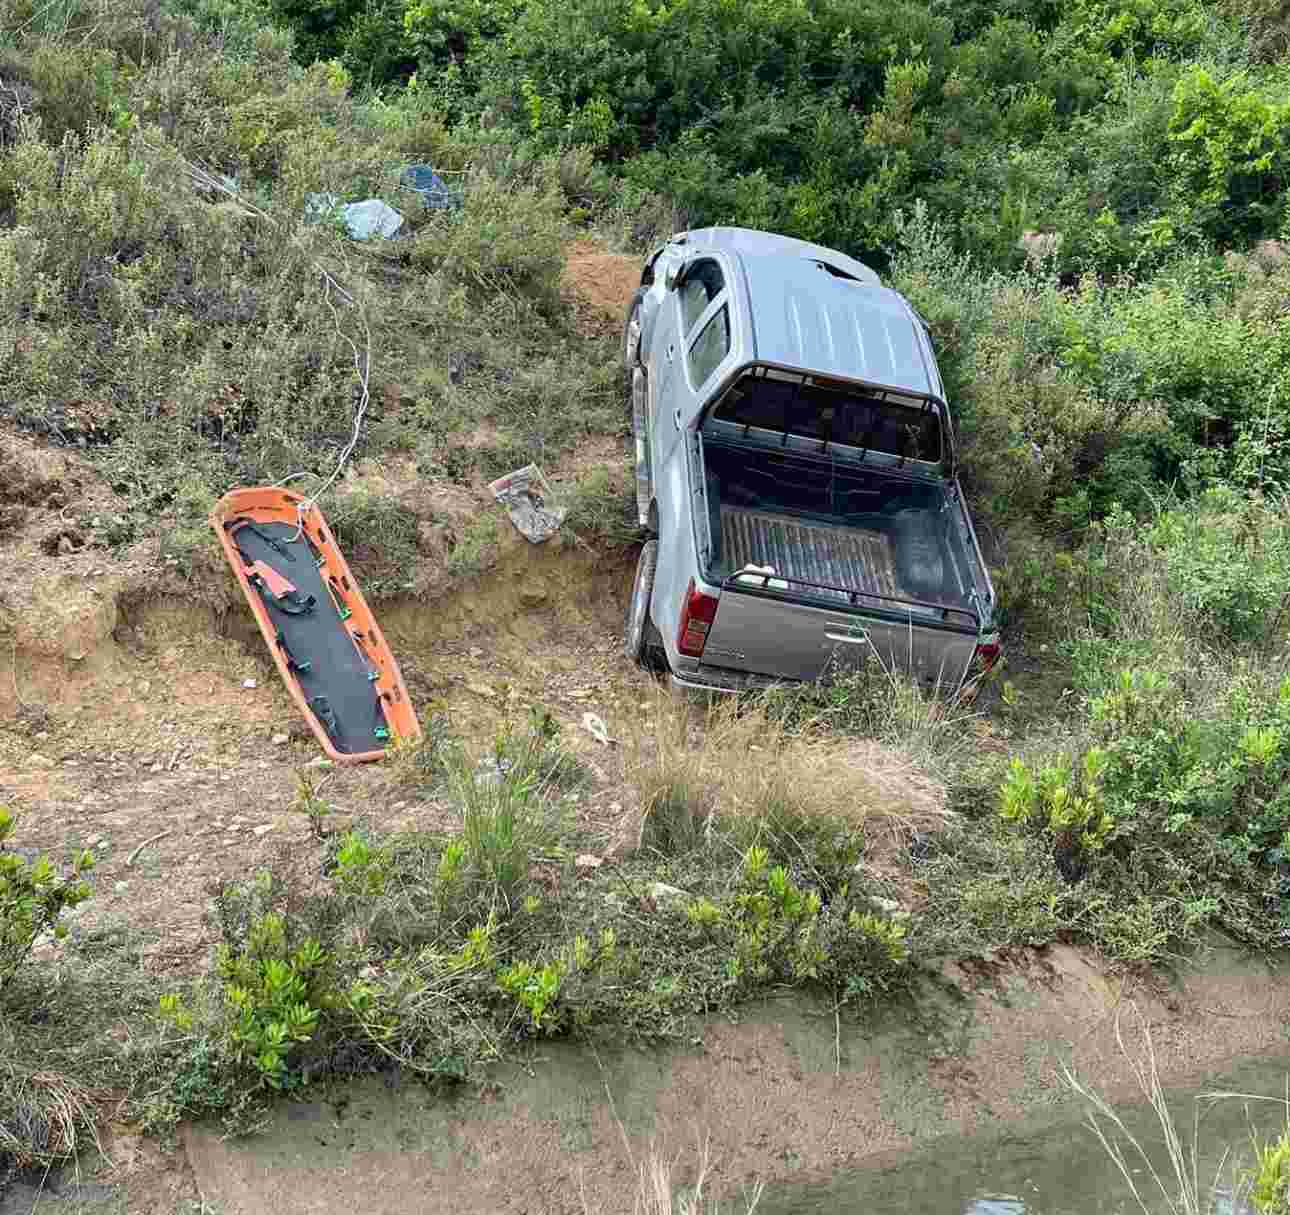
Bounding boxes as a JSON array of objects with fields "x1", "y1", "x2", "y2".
[
  {"x1": 562, "y1": 240, "x2": 643, "y2": 337},
  {"x1": 4, "y1": 242, "x2": 1287, "y2": 1213}
]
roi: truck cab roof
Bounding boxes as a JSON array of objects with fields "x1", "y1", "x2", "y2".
[{"x1": 667, "y1": 228, "x2": 944, "y2": 404}]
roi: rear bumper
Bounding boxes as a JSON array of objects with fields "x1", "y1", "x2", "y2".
[{"x1": 668, "y1": 664, "x2": 796, "y2": 695}]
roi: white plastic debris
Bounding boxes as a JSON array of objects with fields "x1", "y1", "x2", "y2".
[
  {"x1": 304, "y1": 193, "x2": 405, "y2": 240},
  {"x1": 580, "y1": 712, "x2": 613, "y2": 746},
  {"x1": 489, "y1": 464, "x2": 567, "y2": 543},
  {"x1": 734, "y1": 563, "x2": 788, "y2": 590},
  {"x1": 242, "y1": 678, "x2": 257, "y2": 689},
  {"x1": 342, "y1": 198, "x2": 404, "y2": 240}
]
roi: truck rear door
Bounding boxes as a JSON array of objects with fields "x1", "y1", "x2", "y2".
[{"x1": 698, "y1": 588, "x2": 978, "y2": 687}]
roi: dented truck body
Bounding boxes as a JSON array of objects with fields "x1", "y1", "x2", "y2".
[{"x1": 621, "y1": 226, "x2": 999, "y2": 693}]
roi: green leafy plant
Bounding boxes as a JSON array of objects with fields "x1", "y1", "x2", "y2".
[
  {"x1": 0, "y1": 807, "x2": 94, "y2": 989},
  {"x1": 292, "y1": 769, "x2": 332, "y2": 841},
  {"x1": 1250, "y1": 1124, "x2": 1290, "y2": 1214},
  {"x1": 161, "y1": 907, "x2": 332, "y2": 1091},
  {"x1": 497, "y1": 957, "x2": 566, "y2": 1032},
  {"x1": 331, "y1": 832, "x2": 392, "y2": 897},
  {"x1": 999, "y1": 748, "x2": 1114, "y2": 856}
]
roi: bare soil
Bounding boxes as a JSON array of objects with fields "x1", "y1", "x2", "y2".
[
  {"x1": 0, "y1": 240, "x2": 649, "y2": 968},
  {"x1": 5, "y1": 242, "x2": 1287, "y2": 1214}
]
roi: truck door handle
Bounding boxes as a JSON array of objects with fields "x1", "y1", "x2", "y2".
[
  {"x1": 825, "y1": 631, "x2": 869, "y2": 645},
  {"x1": 666, "y1": 344, "x2": 675, "y2": 363},
  {"x1": 673, "y1": 407, "x2": 682, "y2": 430}
]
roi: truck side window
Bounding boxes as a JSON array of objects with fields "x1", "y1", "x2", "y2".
[
  {"x1": 688, "y1": 305, "x2": 730, "y2": 387},
  {"x1": 679, "y1": 260, "x2": 725, "y2": 335}
]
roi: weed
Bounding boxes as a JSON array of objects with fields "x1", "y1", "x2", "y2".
[
  {"x1": 291, "y1": 768, "x2": 333, "y2": 840},
  {"x1": 561, "y1": 464, "x2": 640, "y2": 546},
  {"x1": 449, "y1": 748, "x2": 544, "y2": 911},
  {"x1": 628, "y1": 694, "x2": 946, "y2": 890},
  {"x1": 387, "y1": 711, "x2": 458, "y2": 790},
  {"x1": 445, "y1": 513, "x2": 499, "y2": 577},
  {"x1": 1251, "y1": 1124, "x2": 1290, "y2": 1214},
  {"x1": 0, "y1": 807, "x2": 94, "y2": 989}
]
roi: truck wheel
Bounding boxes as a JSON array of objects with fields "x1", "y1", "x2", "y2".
[
  {"x1": 623, "y1": 287, "x2": 647, "y2": 383},
  {"x1": 623, "y1": 539, "x2": 659, "y2": 667}
]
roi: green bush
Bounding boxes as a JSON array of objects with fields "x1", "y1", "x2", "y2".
[
  {"x1": 0, "y1": 808, "x2": 94, "y2": 989},
  {"x1": 1251, "y1": 1124, "x2": 1290, "y2": 1214},
  {"x1": 403, "y1": 170, "x2": 567, "y2": 308},
  {"x1": 992, "y1": 665, "x2": 1290, "y2": 959},
  {"x1": 1146, "y1": 488, "x2": 1290, "y2": 644},
  {"x1": 159, "y1": 871, "x2": 349, "y2": 1092},
  {"x1": 686, "y1": 845, "x2": 910, "y2": 1003}
]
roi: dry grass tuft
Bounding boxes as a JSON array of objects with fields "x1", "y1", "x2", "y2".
[
  {"x1": 582, "y1": 1136, "x2": 762, "y2": 1215},
  {"x1": 626, "y1": 691, "x2": 949, "y2": 854},
  {"x1": 0, "y1": 1061, "x2": 105, "y2": 1174}
]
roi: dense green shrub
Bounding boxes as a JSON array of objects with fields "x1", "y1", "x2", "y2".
[{"x1": 0, "y1": 809, "x2": 94, "y2": 990}]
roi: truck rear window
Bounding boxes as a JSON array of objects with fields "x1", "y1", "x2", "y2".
[{"x1": 709, "y1": 370, "x2": 942, "y2": 463}]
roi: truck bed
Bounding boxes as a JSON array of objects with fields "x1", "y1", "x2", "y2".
[
  {"x1": 700, "y1": 436, "x2": 982, "y2": 625},
  {"x1": 720, "y1": 508, "x2": 901, "y2": 606}
]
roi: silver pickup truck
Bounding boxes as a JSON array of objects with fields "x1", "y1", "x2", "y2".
[{"x1": 621, "y1": 226, "x2": 1000, "y2": 693}]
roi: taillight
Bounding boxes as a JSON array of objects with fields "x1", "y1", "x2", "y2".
[
  {"x1": 677, "y1": 578, "x2": 719, "y2": 658},
  {"x1": 975, "y1": 639, "x2": 1001, "y2": 671}
]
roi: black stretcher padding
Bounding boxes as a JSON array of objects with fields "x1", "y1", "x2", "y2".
[{"x1": 230, "y1": 519, "x2": 387, "y2": 756}]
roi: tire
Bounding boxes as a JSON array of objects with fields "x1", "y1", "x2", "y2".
[
  {"x1": 623, "y1": 539, "x2": 659, "y2": 667},
  {"x1": 623, "y1": 286, "x2": 647, "y2": 383}
]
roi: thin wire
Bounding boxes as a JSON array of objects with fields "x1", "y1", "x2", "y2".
[
  {"x1": 288, "y1": 273, "x2": 372, "y2": 542},
  {"x1": 160, "y1": 148, "x2": 374, "y2": 537}
]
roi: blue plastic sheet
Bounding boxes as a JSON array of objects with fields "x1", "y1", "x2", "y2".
[{"x1": 401, "y1": 165, "x2": 464, "y2": 211}]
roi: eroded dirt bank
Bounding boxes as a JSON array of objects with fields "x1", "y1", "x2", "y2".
[
  {"x1": 177, "y1": 943, "x2": 1287, "y2": 1215},
  {"x1": 2, "y1": 248, "x2": 1287, "y2": 1215}
]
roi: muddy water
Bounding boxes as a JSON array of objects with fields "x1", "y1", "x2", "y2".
[
  {"x1": 181, "y1": 957, "x2": 1290, "y2": 1215},
  {"x1": 756, "y1": 1053, "x2": 1288, "y2": 1215}
]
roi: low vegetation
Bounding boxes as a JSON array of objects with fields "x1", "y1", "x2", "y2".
[
  {"x1": 1067, "y1": 1011, "x2": 1290, "y2": 1215},
  {"x1": 1, "y1": 0, "x2": 1289, "y2": 1195}
]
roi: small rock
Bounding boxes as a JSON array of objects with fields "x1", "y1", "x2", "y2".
[
  {"x1": 150, "y1": 763, "x2": 164, "y2": 773},
  {"x1": 575, "y1": 853, "x2": 603, "y2": 871},
  {"x1": 609, "y1": 800, "x2": 623, "y2": 813},
  {"x1": 866, "y1": 896, "x2": 902, "y2": 915},
  {"x1": 138, "y1": 680, "x2": 151, "y2": 695},
  {"x1": 86, "y1": 835, "x2": 103, "y2": 848},
  {"x1": 253, "y1": 824, "x2": 275, "y2": 837},
  {"x1": 391, "y1": 801, "x2": 407, "y2": 811},
  {"x1": 57, "y1": 535, "x2": 74, "y2": 555},
  {"x1": 26, "y1": 752, "x2": 55, "y2": 770},
  {"x1": 34, "y1": 731, "x2": 49, "y2": 741},
  {"x1": 468, "y1": 646, "x2": 484, "y2": 659},
  {"x1": 519, "y1": 583, "x2": 548, "y2": 608},
  {"x1": 467, "y1": 682, "x2": 497, "y2": 699},
  {"x1": 271, "y1": 733, "x2": 289, "y2": 746},
  {"x1": 113, "y1": 881, "x2": 129, "y2": 894},
  {"x1": 243, "y1": 678, "x2": 257, "y2": 689},
  {"x1": 648, "y1": 881, "x2": 691, "y2": 909}
]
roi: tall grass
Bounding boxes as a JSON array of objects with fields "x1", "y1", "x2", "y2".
[
  {"x1": 1064, "y1": 1006, "x2": 1290, "y2": 1215},
  {"x1": 579, "y1": 1131, "x2": 762, "y2": 1215},
  {"x1": 626, "y1": 690, "x2": 949, "y2": 862}
]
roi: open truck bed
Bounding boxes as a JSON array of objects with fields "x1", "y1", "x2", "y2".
[{"x1": 687, "y1": 434, "x2": 989, "y2": 685}]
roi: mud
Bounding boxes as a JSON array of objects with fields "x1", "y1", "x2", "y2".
[{"x1": 176, "y1": 942, "x2": 1289, "y2": 1215}]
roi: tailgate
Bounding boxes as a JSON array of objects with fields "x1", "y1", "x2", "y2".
[{"x1": 699, "y1": 588, "x2": 978, "y2": 686}]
